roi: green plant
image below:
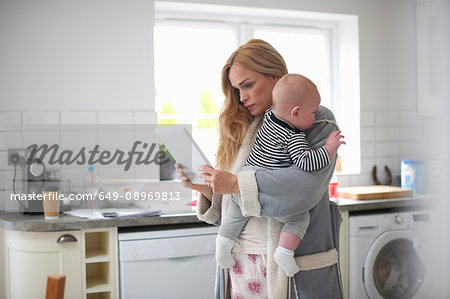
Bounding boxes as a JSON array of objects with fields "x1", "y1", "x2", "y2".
[
  {"x1": 159, "y1": 143, "x2": 176, "y2": 180},
  {"x1": 159, "y1": 143, "x2": 174, "y2": 161}
]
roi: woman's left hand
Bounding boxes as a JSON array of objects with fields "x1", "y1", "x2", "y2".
[
  {"x1": 198, "y1": 165, "x2": 240, "y2": 194},
  {"x1": 175, "y1": 163, "x2": 213, "y2": 201}
]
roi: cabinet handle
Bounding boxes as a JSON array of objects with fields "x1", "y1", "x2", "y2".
[{"x1": 56, "y1": 234, "x2": 78, "y2": 244}]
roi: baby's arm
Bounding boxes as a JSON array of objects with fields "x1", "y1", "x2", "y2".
[
  {"x1": 288, "y1": 130, "x2": 344, "y2": 171},
  {"x1": 323, "y1": 130, "x2": 345, "y2": 160}
]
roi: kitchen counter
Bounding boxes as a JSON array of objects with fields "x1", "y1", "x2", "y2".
[
  {"x1": 0, "y1": 211, "x2": 202, "y2": 232},
  {"x1": 0, "y1": 194, "x2": 434, "y2": 232}
]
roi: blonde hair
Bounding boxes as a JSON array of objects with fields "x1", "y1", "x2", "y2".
[{"x1": 217, "y1": 39, "x2": 288, "y2": 170}]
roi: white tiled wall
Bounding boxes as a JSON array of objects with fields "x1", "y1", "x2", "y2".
[
  {"x1": 0, "y1": 111, "x2": 159, "y2": 211},
  {"x1": 338, "y1": 108, "x2": 430, "y2": 188}
]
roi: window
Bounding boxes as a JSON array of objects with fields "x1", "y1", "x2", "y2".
[
  {"x1": 154, "y1": 2, "x2": 360, "y2": 173},
  {"x1": 154, "y1": 22, "x2": 235, "y2": 161},
  {"x1": 254, "y1": 26, "x2": 332, "y2": 108}
]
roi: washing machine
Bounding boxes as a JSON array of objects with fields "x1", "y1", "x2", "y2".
[{"x1": 349, "y1": 209, "x2": 433, "y2": 299}]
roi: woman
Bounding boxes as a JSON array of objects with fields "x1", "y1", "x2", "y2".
[{"x1": 177, "y1": 39, "x2": 343, "y2": 299}]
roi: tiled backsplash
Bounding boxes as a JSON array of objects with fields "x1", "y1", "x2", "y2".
[
  {"x1": 0, "y1": 109, "x2": 433, "y2": 211},
  {"x1": 337, "y1": 109, "x2": 431, "y2": 188}
]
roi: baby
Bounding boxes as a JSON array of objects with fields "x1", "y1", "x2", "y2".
[{"x1": 216, "y1": 74, "x2": 345, "y2": 276}]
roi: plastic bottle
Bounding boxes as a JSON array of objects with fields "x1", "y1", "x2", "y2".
[
  {"x1": 328, "y1": 174, "x2": 339, "y2": 202},
  {"x1": 84, "y1": 165, "x2": 99, "y2": 208}
]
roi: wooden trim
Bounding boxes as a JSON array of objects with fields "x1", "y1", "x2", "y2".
[{"x1": 46, "y1": 274, "x2": 66, "y2": 299}]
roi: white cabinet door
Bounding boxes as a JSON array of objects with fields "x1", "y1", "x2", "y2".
[
  {"x1": 416, "y1": 0, "x2": 441, "y2": 115},
  {"x1": 2, "y1": 230, "x2": 82, "y2": 299}
]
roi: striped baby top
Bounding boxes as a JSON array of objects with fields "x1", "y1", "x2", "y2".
[{"x1": 245, "y1": 108, "x2": 330, "y2": 171}]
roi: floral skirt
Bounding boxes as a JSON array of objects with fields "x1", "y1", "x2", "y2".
[{"x1": 229, "y1": 253, "x2": 267, "y2": 299}]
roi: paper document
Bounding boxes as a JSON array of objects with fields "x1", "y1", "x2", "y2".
[{"x1": 64, "y1": 208, "x2": 161, "y2": 219}]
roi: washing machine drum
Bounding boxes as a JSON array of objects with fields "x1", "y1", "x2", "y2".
[{"x1": 363, "y1": 230, "x2": 426, "y2": 299}]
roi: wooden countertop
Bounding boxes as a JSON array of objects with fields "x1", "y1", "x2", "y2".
[{"x1": 335, "y1": 194, "x2": 433, "y2": 212}]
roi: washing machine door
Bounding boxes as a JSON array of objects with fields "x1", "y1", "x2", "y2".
[{"x1": 363, "y1": 230, "x2": 426, "y2": 299}]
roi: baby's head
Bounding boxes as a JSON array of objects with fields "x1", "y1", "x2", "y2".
[{"x1": 272, "y1": 74, "x2": 321, "y2": 131}]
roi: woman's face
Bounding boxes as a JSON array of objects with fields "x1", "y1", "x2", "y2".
[{"x1": 228, "y1": 64, "x2": 278, "y2": 116}]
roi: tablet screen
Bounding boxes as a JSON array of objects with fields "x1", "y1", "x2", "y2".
[{"x1": 155, "y1": 126, "x2": 212, "y2": 185}]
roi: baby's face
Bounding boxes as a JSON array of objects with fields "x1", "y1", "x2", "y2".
[
  {"x1": 294, "y1": 100, "x2": 319, "y2": 131},
  {"x1": 272, "y1": 98, "x2": 319, "y2": 131}
]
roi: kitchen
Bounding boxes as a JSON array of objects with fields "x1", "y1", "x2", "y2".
[{"x1": 0, "y1": 0, "x2": 449, "y2": 298}]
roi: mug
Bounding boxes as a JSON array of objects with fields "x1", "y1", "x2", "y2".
[{"x1": 42, "y1": 191, "x2": 60, "y2": 219}]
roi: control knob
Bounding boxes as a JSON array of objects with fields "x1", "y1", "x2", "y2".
[{"x1": 394, "y1": 215, "x2": 403, "y2": 224}]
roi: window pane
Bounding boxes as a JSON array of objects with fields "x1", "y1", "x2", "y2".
[
  {"x1": 154, "y1": 24, "x2": 236, "y2": 163},
  {"x1": 254, "y1": 28, "x2": 331, "y2": 108}
]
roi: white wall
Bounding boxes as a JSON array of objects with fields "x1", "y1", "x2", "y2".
[{"x1": 0, "y1": 0, "x2": 154, "y2": 111}]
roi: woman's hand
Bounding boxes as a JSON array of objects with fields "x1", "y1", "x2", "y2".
[
  {"x1": 175, "y1": 163, "x2": 212, "y2": 201},
  {"x1": 198, "y1": 165, "x2": 240, "y2": 194}
]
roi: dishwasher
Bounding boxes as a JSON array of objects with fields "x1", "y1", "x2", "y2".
[{"x1": 118, "y1": 223, "x2": 219, "y2": 299}]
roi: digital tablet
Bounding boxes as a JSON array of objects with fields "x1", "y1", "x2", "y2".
[{"x1": 154, "y1": 126, "x2": 212, "y2": 185}]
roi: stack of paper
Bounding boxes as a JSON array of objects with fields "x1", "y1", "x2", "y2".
[{"x1": 64, "y1": 208, "x2": 161, "y2": 219}]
